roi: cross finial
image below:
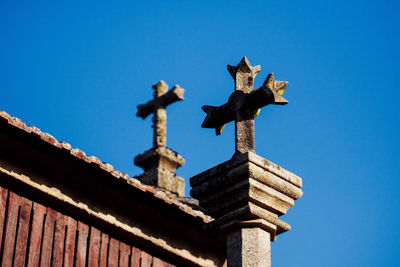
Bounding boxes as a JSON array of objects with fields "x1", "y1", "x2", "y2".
[
  {"x1": 134, "y1": 81, "x2": 186, "y2": 197},
  {"x1": 153, "y1": 80, "x2": 168, "y2": 98},
  {"x1": 137, "y1": 80, "x2": 184, "y2": 148},
  {"x1": 227, "y1": 57, "x2": 261, "y2": 87},
  {"x1": 201, "y1": 57, "x2": 288, "y2": 156}
]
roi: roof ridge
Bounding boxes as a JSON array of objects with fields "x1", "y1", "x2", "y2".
[{"x1": 0, "y1": 110, "x2": 212, "y2": 223}]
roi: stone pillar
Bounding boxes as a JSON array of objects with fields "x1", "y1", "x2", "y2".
[
  {"x1": 227, "y1": 227, "x2": 270, "y2": 267},
  {"x1": 190, "y1": 152, "x2": 303, "y2": 266}
]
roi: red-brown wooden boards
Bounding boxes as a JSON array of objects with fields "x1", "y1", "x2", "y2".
[
  {"x1": 27, "y1": 202, "x2": 46, "y2": 267},
  {"x1": 108, "y1": 237, "x2": 119, "y2": 267},
  {"x1": 119, "y1": 242, "x2": 131, "y2": 267},
  {"x1": 0, "y1": 186, "x2": 176, "y2": 267},
  {"x1": 52, "y1": 212, "x2": 66, "y2": 267},
  {"x1": 88, "y1": 226, "x2": 101, "y2": 266},
  {"x1": 141, "y1": 251, "x2": 153, "y2": 267},
  {"x1": 63, "y1": 216, "x2": 77, "y2": 267},
  {"x1": 75, "y1": 221, "x2": 89, "y2": 267},
  {"x1": 1, "y1": 192, "x2": 21, "y2": 267},
  {"x1": 0, "y1": 187, "x2": 8, "y2": 253},
  {"x1": 14, "y1": 197, "x2": 33, "y2": 266},
  {"x1": 99, "y1": 233, "x2": 109, "y2": 267},
  {"x1": 40, "y1": 208, "x2": 57, "y2": 267},
  {"x1": 131, "y1": 247, "x2": 141, "y2": 267}
]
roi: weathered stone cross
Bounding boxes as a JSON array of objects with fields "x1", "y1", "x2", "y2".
[
  {"x1": 201, "y1": 57, "x2": 288, "y2": 155},
  {"x1": 137, "y1": 80, "x2": 184, "y2": 148},
  {"x1": 134, "y1": 81, "x2": 186, "y2": 197}
]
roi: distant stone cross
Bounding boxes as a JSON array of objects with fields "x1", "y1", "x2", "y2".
[
  {"x1": 201, "y1": 57, "x2": 289, "y2": 155},
  {"x1": 137, "y1": 81, "x2": 184, "y2": 147},
  {"x1": 135, "y1": 81, "x2": 185, "y2": 197}
]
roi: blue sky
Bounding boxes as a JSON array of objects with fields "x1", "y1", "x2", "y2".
[{"x1": 1, "y1": 1, "x2": 399, "y2": 266}]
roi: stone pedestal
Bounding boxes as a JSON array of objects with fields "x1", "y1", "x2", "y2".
[
  {"x1": 190, "y1": 152, "x2": 303, "y2": 266},
  {"x1": 135, "y1": 146, "x2": 185, "y2": 197}
]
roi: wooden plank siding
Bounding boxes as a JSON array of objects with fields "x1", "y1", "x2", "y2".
[
  {"x1": 13, "y1": 196, "x2": 33, "y2": 266},
  {"x1": 0, "y1": 185, "x2": 175, "y2": 267}
]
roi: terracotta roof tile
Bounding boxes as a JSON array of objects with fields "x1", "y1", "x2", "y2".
[{"x1": 0, "y1": 110, "x2": 212, "y2": 223}]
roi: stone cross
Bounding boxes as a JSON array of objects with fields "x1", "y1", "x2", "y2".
[
  {"x1": 137, "y1": 80, "x2": 184, "y2": 147},
  {"x1": 134, "y1": 81, "x2": 186, "y2": 197},
  {"x1": 201, "y1": 57, "x2": 288, "y2": 155},
  {"x1": 193, "y1": 58, "x2": 302, "y2": 267}
]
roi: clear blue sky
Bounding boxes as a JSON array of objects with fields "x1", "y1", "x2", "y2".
[{"x1": 1, "y1": 1, "x2": 399, "y2": 266}]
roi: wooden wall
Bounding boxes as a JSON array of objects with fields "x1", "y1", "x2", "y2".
[{"x1": 0, "y1": 186, "x2": 175, "y2": 267}]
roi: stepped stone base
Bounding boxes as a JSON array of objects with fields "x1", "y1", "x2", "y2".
[
  {"x1": 135, "y1": 147, "x2": 185, "y2": 197},
  {"x1": 190, "y1": 151, "x2": 303, "y2": 240}
]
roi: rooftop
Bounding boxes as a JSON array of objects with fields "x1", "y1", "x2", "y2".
[{"x1": 0, "y1": 110, "x2": 212, "y2": 223}]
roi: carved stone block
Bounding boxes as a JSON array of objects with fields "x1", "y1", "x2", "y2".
[{"x1": 190, "y1": 152, "x2": 302, "y2": 240}]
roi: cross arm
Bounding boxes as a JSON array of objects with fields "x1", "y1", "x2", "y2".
[
  {"x1": 137, "y1": 101, "x2": 155, "y2": 119},
  {"x1": 159, "y1": 85, "x2": 185, "y2": 108},
  {"x1": 136, "y1": 85, "x2": 185, "y2": 119},
  {"x1": 246, "y1": 73, "x2": 288, "y2": 110},
  {"x1": 201, "y1": 103, "x2": 235, "y2": 135},
  {"x1": 201, "y1": 73, "x2": 288, "y2": 135}
]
